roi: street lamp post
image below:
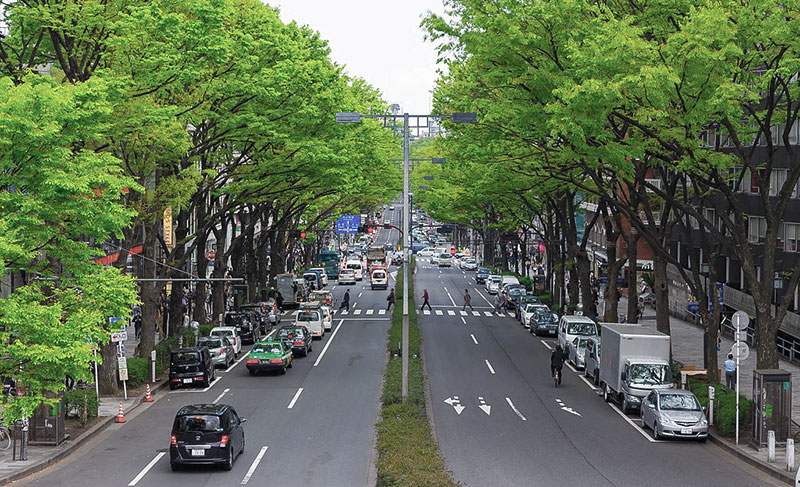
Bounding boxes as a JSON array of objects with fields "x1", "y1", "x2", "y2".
[{"x1": 336, "y1": 110, "x2": 476, "y2": 402}]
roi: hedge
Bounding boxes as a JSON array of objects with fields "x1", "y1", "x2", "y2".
[
  {"x1": 123, "y1": 357, "x2": 149, "y2": 388},
  {"x1": 689, "y1": 379, "x2": 752, "y2": 436},
  {"x1": 65, "y1": 389, "x2": 98, "y2": 426}
]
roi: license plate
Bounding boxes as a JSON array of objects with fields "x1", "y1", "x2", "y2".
[
  {"x1": 183, "y1": 378, "x2": 193, "y2": 384},
  {"x1": 191, "y1": 449, "x2": 205, "y2": 456},
  {"x1": 680, "y1": 428, "x2": 692, "y2": 435}
]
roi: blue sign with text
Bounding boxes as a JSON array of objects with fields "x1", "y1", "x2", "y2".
[{"x1": 336, "y1": 215, "x2": 360, "y2": 234}]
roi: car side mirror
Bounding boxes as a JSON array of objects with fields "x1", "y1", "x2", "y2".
[{"x1": 240, "y1": 418, "x2": 247, "y2": 424}]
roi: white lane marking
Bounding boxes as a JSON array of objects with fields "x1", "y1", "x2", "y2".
[
  {"x1": 358, "y1": 292, "x2": 363, "y2": 298},
  {"x1": 471, "y1": 334, "x2": 478, "y2": 345},
  {"x1": 579, "y1": 374, "x2": 598, "y2": 391},
  {"x1": 485, "y1": 359, "x2": 495, "y2": 374},
  {"x1": 212, "y1": 388, "x2": 230, "y2": 404},
  {"x1": 340, "y1": 310, "x2": 349, "y2": 315},
  {"x1": 436, "y1": 310, "x2": 443, "y2": 316},
  {"x1": 505, "y1": 397, "x2": 527, "y2": 421},
  {"x1": 240, "y1": 446, "x2": 269, "y2": 484},
  {"x1": 475, "y1": 289, "x2": 492, "y2": 305},
  {"x1": 224, "y1": 352, "x2": 248, "y2": 373},
  {"x1": 287, "y1": 387, "x2": 304, "y2": 409},
  {"x1": 201, "y1": 376, "x2": 222, "y2": 392},
  {"x1": 447, "y1": 310, "x2": 455, "y2": 316},
  {"x1": 460, "y1": 310, "x2": 467, "y2": 316},
  {"x1": 607, "y1": 402, "x2": 660, "y2": 442},
  {"x1": 354, "y1": 309, "x2": 362, "y2": 315},
  {"x1": 461, "y1": 317, "x2": 467, "y2": 325},
  {"x1": 444, "y1": 288, "x2": 456, "y2": 306},
  {"x1": 484, "y1": 311, "x2": 492, "y2": 316},
  {"x1": 540, "y1": 340, "x2": 553, "y2": 350},
  {"x1": 127, "y1": 452, "x2": 166, "y2": 486},
  {"x1": 424, "y1": 310, "x2": 431, "y2": 315},
  {"x1": 507, "y1": 312, "x2": 515, "y2": 318},
  {"x1": 379, "y1": 309, "x2": 386, "y2": 315},
  {"x1": 366, "y1": 309, "x2": 374, "y2": 315},
  {"x1": 314, "y1": 320, "x2": 343, "y2": 367},
  {"x1": 472, "y1": 311, "x2": 480, "y2": 316},
  {"x1": 331, "y1": 286, "x2": 336, "y2": 290}
]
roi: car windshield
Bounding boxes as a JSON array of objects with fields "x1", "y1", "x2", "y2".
[
  {"x1": 526, "y1": 304, "x2": 541, "y2": 312},
  {"x1": 373, "y1": 272, "x2": 386, "y2": 278},
  {"x1": 198, "y1": 339, "x2": 222, "y2": 349},
  {"x1": 489, "y1": 276, "x2": 501, "y2": 282},
  {"x1": 659, "y1": 394, "x2": 701, "y2": 411},
  {"x1": 211, "y1": 330, "x2": 233, "y2": 340},
  {"x1": 567, "y1": 322, "x2": 597, "y2": 336},
  {"x1": 297, "y1": 312, "x2": 319, "y2": 321},
  {"x1": 346, "y1": 263, "x2": 361, "y2": 270},
  {"x1": 252, "y1": 343, "x2": 283, "y2": 354},
  {"x1": 536, "y1": 311, "x2": 558, "y2": 323},
  {"x1": 172, "y1": 352, "x2": 200, "y2": 364},
  {"x1": 177, "y1": 415, "x2": 222, "y2": 433},
  {"x1": 439, "y1": 253, "x2": 450, "y2": 259},
  {"x1": 277, "y1": 328, "x2": 304, "y2": 339},
  {"x1": 629, "y1": 364, "x2": 671, "y2": 386},
  {"x1": 225, "y1": 315, "x2": 246, "y2": 325},
  {"x1": 508, "y1": 287, "x2": 525, "y2": 297}
]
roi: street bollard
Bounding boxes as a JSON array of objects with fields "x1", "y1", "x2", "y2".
[
  {"x1": 150, "y1": 349, "x2": 157, "y2": 383},
  {"x1": 787, "y1": 438, "x2": 795, "y2": 471},
  {"x1": 708, "y1": 386, "x2": 715, "y2": 426},
  {"x1": 768, "y1": 430, "x2": 776, "y2": 462},
  {"x1": 178, "y1": 335, "x2": 183, "y2": 348}
]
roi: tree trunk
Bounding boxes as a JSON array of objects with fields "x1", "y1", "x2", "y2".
[
  {"x1": 96, "y1": 341, "x2": 120, "y2": 395},
  {"x1": 626, "y1": 233, "x2": 639, "y2": 323},
  {"x1": 653, "y1": 253, "x2": 671, "y2": 335}
]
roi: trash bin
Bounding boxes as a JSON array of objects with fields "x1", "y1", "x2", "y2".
[{"x1": 752, "y1": 369, "x2": 792, "y2": 448}]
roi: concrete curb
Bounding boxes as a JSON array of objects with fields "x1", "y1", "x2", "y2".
[
  {"x1": 708, "y1": 433, "x2": 794, "y2": 485},
  {"x1": 0, "y1": 380, "x2": 170, "y2": 487}
]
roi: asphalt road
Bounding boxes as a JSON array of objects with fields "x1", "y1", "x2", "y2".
[
  {"x1": 19, "y1": 214, "x2": 400, "y2": 487},
  {"x1": 417, "y1": 260, "x2": 785, "y2": 487}
]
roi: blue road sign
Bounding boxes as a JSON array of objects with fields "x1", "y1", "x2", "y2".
[{"x1": 336, "y1": 215, "x2": 360, "y2": 234}]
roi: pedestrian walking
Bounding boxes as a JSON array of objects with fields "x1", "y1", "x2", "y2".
[
  {"x1": 500, "y1": 290, "x2": 508, "y2": 312},
  {"x1": 387, "y1": 288, "x2": 396, "y2": 311},
  {"x1": 420, "y1": 289, "x2": 432, "y2": 311},
  {"x1": 133, "y1": 314, "x2": 142, "y2": 340},
  {"x1": 339, "y1": 289, "x2": 350, "y2": 312},
  {"x1": 494, "y1": 292, "x2": 504, "y2": 314},
  {"x1": 724, "y1": 353, "x2": 736, "y2": 389},
  {"x1": 462, "y1": 289, "x2": 473, "y2": 311},
  {"x1": 276, "y1": 291, "x2": 284, "y2": 312}
]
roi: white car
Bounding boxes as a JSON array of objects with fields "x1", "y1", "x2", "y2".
[
  {"x1": 345, "y1": 260, "x2": 364, "y2": 280},
  {"x1": 520, "y1": 303, "x2": 550, "y2": 329},
  {"x1": 308, "y1": 267, "x2": 329, "y2": 286},
  {"x1": 320, "y1": 305, "x2": 333, "y2": 331},
  {"x1": 339, "y1": 269, "x2": 357, "y2": 285},
  {"x1": 210, "y1": 326, "x2": 242, "y2": 357},
  {"x1": 417, "y1": 247, "x2": 436, "y2": 259},
  {"x1": 461, "y1": 258, "x2": 478, "y2": 270},
  {"x1": 437, "y1": 253, "x2": 452, "y2": 267},
  {"x1": 296, "y1": 302, "x2": 325, "y2": 339},
  {"x1": 485, "y1": 275, "x2": 502, "y2": 294}
]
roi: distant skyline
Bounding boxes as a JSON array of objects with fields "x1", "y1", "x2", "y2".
[{"x1": 273, "y1": 0, "x2": 447, "y2": 114}]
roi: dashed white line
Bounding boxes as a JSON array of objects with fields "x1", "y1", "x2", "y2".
[
  {"x1": 505, "y1": 397, "x2": 527, "y2": 421},
  {"x1": 461, "y1": 317, "x2": 467, "y2": 325},
  {"x1": 240, "y1": 446, "x2": 269, "y2": 484},
  {"x1": 287, "y1": 387, "x2": 304, "y2": 409},
  {"x1": 485, "y1": 359, "x2": 495, "y2": 374},
  {"x1": 540, "y1": 340, "x2": 553, "y2": 350},
  {"x1": 314, "y1": 320, "x2": 343, "y2": 367},
  {"x1": 358, "y1": 292, "x2": 363, "y2": 298},
  {"x1": 607, "y1": 402, "x2": 661, "y2": 442},
  {"x1": 475, "y1": 288, "x2": 492, "y2": 305},
  {"x1": 127, "y1": 452, "x2": 165, "y2": 486},
  {"x1": 212, "y1": 388, "x2": 230, "y2": 404},
  {"x1": 443, "y1": 287, "x2": 456, "y2": 306},
  {"x1": 471, "y1": 334, "x2": 478, "y2": 345}
]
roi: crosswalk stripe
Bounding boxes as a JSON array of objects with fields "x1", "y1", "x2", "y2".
[
  {"x1": 424, "y1": 310, "x2": 431, "y2": 315},
  {"x1": 341, "y1": 310, "x2": 349, "y2": 315},
  {"x1": 366, "y1": 309, "x2": 374, "y2": 315},
  {"x1": 447, "y1": 310, "x2": 455, "y2": 316},
  {"x1": 507, "y1": 312, "x2": 515, "y2": 318},
  {"x1": 436, "y1": 310, "x2": 443, "y2": 316},
  {"x1": 460, "y1": 310, "x2": 467, "y2": 316},
  {"x1": 378, "y1": 309, "x2": 386, "y2": 315},
  {"x1": 354, "y1": 309, "x2": 362, "y2": 315},
  {"x1": 472, "y1": 311, "x2": 480, "y2": 316},
  {"x1": 484, "y1": 311, "x2": 493, "y2": 317}
]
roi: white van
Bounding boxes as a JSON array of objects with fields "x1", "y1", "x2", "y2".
[
  {"x1": 370, "y1": 267, "x2": 388, "y2": 290},
  {"x1": 500, "y1": 275, "x2": 520, "y2": 293},
  {"x1": 557, "y1": 315, "x2": 598, "y2": 352},
  {"x1": 296, "y1": 302, "x2": 325, "y2": 339},
  {"x1": 345, "y1": 260, "x2": 364, "y2": 280}
]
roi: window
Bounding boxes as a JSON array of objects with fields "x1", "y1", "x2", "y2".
[
  {"x1": 786, "y1": 223, "x2": 800, "y2": 252},
  {"x1": 745, "y1": 169, "x2": 761, "y2": 194},
  {"x1": 791, "y1": 119, "x2": 800, "y2": 146},
  {"x1": 703, "y1": 208, "x2": 718, "y2": 230},
  {"x1": 748, "y1": 216, "x2": 767, "y2": 243},
  {"x1": 770, "y1": 169, "x2": 788, "y2": 196}
]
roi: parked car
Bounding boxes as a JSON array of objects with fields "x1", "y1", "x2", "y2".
[
  {"x1": 210, "y1": 327, "x2": 242, "y2": 357},
  {"x1": 275, "y1": 325, "x2": 312, "y2": 356},
  {"x1": 530, "y1": 310, "x2": 560, "y2": 336},
  {"x1": 197, "y1": 336, "x2": 235, "y2": 369},
  {"x1": 476, "y1": 267, "x2": 491, "y2": 283},
  {"x1": 640, "y1": 389, "x2": 708, "y2": 441},
  {"x1": 238, "y1": 303, "x2": 268, "y2": 334},
  {"x1": 461, "y1": 258, "x2": 478, "y2": 270},
  {"x1": 225, "y1": 311, "x2": 260, "y2": 344},
  {"x1": 568, "y1": 336, "x2": 590, "y2": 369},
  {"x1": 557, "y1": 315, "x2": 598, "y2": 352},
  {"x1": 295, "y1": 302, "x2": 325, "y2": 339},
  {"x1": 584, "y1": 336, "x2": 601, "y2": 385},
  {"x1": 320, "y1": 304, "x2": 333, "y2": 332},
  {"x1": 170, "y1": 404, "x2": 245, "y2": 471},
  {"x1": 338, "y1": 269, "x2": 357, "y2": 285},
  {"x1": 514, "y1": 295, "x2": 542, "y2": 321},
  {"x1": 520, "y1": 303, "x2": 549, "y2": 329},
  {"x1": 486, "y1": 275, "x2": 502, "y2": 294},
  {"x1": 245, "y1": 340, "x2": 293, "y2": 375},
  {"x1": 308, "y1": 267, "x2": 329, "y2": 286},
  {"x1": 264, "y1": 300, "x2": 281, "y2": 327},
  {"x1": 505, "y1": 285, "x2": 527, "y2": 310},
  {"x1": 169, "y1": 347, "x2": 216, "y2": 390}
]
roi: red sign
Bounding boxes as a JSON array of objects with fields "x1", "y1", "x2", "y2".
[{"x1": 206, "y1": 250, "x2": 216, "y2": 260}]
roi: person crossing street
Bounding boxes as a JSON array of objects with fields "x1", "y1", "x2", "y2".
[
  {"x1": 462, "y1": 289, "x2": 473, "y2": 311},
  {"x1": 339, "y1": 289, "x2": 350, "y2": 312},
  {"x1": 420, "y1": 289, "x2": 432, "y2": 311},
  {"x1": 387, "y1": 288, "x2": 395, "y2": 311}
]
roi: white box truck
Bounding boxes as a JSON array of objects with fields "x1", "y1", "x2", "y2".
[{"x1": 599, "y1": 324, "x2": 674, "y2": 413}]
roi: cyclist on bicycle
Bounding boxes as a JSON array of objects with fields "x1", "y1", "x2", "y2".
[{"x1": 550, "y1": 344, "x2": 567, "y2": 378}]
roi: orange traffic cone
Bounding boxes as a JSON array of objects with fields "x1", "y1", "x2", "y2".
[
  {"x1": 144, "y1": 384, "x2": 153, "y2": 402},
  {"x1": 115, "y1": 401, "x2": 126, "y2": 423}
]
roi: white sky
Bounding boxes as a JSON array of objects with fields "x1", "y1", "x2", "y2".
[{"x1": 272, "y1": 0, "x2": 447, "y2": 114}]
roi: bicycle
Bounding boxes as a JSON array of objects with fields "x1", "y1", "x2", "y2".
[
  {"x1": 554, "y1": 367, "x2": 562, "y2": 388},
  {"x1": 0, "y1": 425, "x2": 11, "y2": 451}
]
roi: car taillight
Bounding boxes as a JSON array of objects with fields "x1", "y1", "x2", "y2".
[
  {"x1": 246, "y1": 359, "x2": 258, "y2": 364},
  {"x1": 270, "y1": 359, "x2": 283, "y2": 364},
  {"x1": 220, "y1": 435, "x2": 229, "y2": 447},
  {"x1": 171, "y1": 435, "x2": 177, "y2": 446},
  {"x1": 294, "y1": 340, "x2": 305, "y2": 345}
]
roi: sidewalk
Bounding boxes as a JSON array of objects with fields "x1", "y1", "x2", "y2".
[{"x1": 618, "y1": 296, "x2": 800, "y2": 484}]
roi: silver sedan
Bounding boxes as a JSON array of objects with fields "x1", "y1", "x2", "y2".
[
  {"x1": 568, "y1": 336, "x2": 589, "y2": 369},
  {"x1": 640, "y1": 389, "x2": 708, "y2": 441}
]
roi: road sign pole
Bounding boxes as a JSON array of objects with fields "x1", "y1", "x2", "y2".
[
  {"x1": 735, "y1": 329, "x2": 740, "y2": 445},
  {"x1": 401, "y1": 112, "x2": 410, "y2": 403}
]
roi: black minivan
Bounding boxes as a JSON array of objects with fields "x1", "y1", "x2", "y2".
[
  {"x1": 170, "y1": 404, "x2": 246, "y2": 471},
  {"x1": 225, "y1": 312, "x2": 260, "y2": 344},
  {"x1": 169, "y1": 347, "x2": 215, "y2": 390}
]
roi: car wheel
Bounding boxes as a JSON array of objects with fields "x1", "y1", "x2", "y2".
[
  {"x1": 170, "y1": 463, "x2": 182, "y2": 471},
  {"x1": 169, "y1": 383, "x2": 177, "y2": 391},
  {"x1": 281, "y1": 365, "x2": 287, "y2": 375},
  {"x1": 308, "y1": 344, "x2": 313, "y2": 353},
  {"x1": 222, "y1": 447, "x2": 234, "y2": 471},
  {"x1": 248, "y1": 369, "x2": 255, "y2": 376},
  {"x1": 603, "y1": 384, "x2": 611, "y2": 402},
  {"x1": 240, "y1": 435, "x2": 245, "y2": 454},
  {"x1": 653, "y1": 421, "x2": 663, "y2": 440},
  {"x1": 593, "y1": 371, "x2": 600, "y2": 386}
]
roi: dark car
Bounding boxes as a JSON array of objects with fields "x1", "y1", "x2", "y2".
[
  {"x1": 476, "y1": 267, "x2": 491, "y2": 284},
  {"x1": 505, "y1": 285, "x2": 528, "y2": 310},
  {"x1": 225, "y1": 311, "x2": 260, "y2": 344},
  {"x1": 531, "y1": 310, "x2": 559, "y2": 336},
  {"x1": 170, "y1": 404, "x2": 246, "y2": 471},
  {"x1": 514, "y1": 295, "x2": 542, "y2": 321},
  {"x1": 239, "y1": 303, "x2": 269, "y2": 334},
  {"x1": 274, "y1": 325, "x2": 312, "y2": 357},
  {"x1": 169, "y1": 347, "x2": 216, "y2": 390}
]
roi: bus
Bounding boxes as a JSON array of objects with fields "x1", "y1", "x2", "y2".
[{"x1": 317, "y1": 250, "x2": 340, "y2": 280}]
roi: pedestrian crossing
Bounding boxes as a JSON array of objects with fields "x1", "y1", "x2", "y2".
[{"x1": 332, "y1": 306, "x2": 515, "y2": 319}]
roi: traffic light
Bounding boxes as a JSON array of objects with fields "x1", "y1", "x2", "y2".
[
  {"x1": 299, "y1": 231, "x2": 307, "y2": 239},
  {"x1": 366, "y1": 224, "x2": 374, "y2": 234}
]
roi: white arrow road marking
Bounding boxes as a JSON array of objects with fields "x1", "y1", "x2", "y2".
[
  {"x1": 505, "y1": 397, "x2": 527, "y2": 421},
  {"x1": 478, "y1": 396, "x2": 491, "y2": 415},
  {"x1": 444, "y1": 396, "x2": 466, "y2": 415},
  {"x1": 485, "y1": 359, "x2": 495, "y2": 374},
  {"x1": 287, "y1": 387, "x2": 304, "y2": 409},
  {"x1": 470, "y1": 334, "x2": 478, "y2": 345},
  {"x1": 212, "y1": 388, "x2": 230, "y2": 404},
  {"x1": 443, "y1": 396, "x2": 459, "y2": 405},
  {"x1": 240, "y1": 446, "x2": 269, "y2": 484},
  {"x1": 454, "y1": 404, "x2": 465, "y2": 415},
  {"x1": 556, "y1": 399, "x2": 582, "y2": 417},
  {"x1": 128, "y1": 452, "x2": 166, "y2": 486}
]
